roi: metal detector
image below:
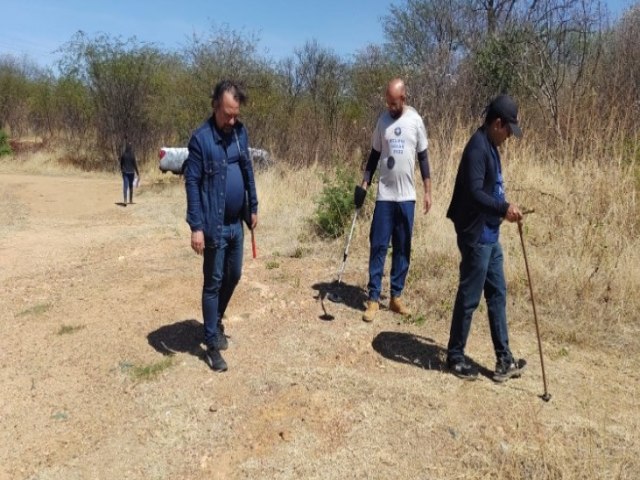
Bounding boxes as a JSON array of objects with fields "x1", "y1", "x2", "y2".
[
  {"x1": 327, "y1": 207, "x2": 360, "y2": 303},
  {"x1": 518, "y1": 211, "x2": 552, "y2": 402},
  {"x1": 318, "y1": 292, "x2": 335, "y2": 321}
]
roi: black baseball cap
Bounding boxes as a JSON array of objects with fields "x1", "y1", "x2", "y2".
[{"x1": 487, "y1": 94, "x2": 522, "y2": 138}]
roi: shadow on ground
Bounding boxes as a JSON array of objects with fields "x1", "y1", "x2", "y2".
[
  {"x1": 147, "y1": 319, "x2": 205, "y2": 358},
  {"x1": 372, "y1": 331, "x2": 447, "y2": 371},
  {"x1": 372, "y1": 331, "x2": 493, "y2": 377},
  {"x1": 311, "y1": 280, "x2": 368, "y2": 312}
]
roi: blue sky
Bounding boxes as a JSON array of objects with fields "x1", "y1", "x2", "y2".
[{"x1": 0, "y1": 0, "x2": 636, "y2": 69}]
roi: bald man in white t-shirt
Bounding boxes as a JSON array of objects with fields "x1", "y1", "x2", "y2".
[{"x1": 358, "y1": 78, "x2": 432, "y2": 322}]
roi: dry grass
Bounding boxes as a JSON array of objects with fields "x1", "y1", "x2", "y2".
[
  {"x1": 406, "y1": 133, "x2": 640, "y2": 354},
  {"x1": 253, "y1": 163, "x2": 328, "y2": 254},
  {"x1": 0, "y1": 143, "x2": 116, "y2": 179},
  {"x1": 3, "y1": 135, "x2": 637, "y2": 351},
  {"x1": 1, "y1": 132, "x2": 638, "y2": 480}
]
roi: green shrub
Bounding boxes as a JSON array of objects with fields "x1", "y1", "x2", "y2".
[
  {"x1": 314, "y1": 168, "x2": 358, "y2": 239},
  {"x1": 0, "y1": 130, "x2": 12, "y2": 156}
]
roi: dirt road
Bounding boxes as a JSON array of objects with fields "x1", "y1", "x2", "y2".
[{"x1": 0, "y1": 172, "x2": 637, "y2": 479}]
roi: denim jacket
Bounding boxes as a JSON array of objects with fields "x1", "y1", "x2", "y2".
[{"x1": 184, "y1": 117, "x2": 259, "y2": 246}]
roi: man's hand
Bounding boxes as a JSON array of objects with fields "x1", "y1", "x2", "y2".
[
  {"x1": 354, "y1": 185, "x2": 367, "y2": 209},
  {"x1": 423, "y1": 192, "x2": 432, "y2": 214},
  {"x1": 191, "y1": 230, "x2": 205, "y2": 255},
  {"x1": 423, "y1": 178, "x2": 432, "y2": 214},
  {"x1": 505, "y1": 204, "x2": 523, "y2": 223},
  {"x1": 251, "y1": 213, "x2": 258, "y2": 230}
]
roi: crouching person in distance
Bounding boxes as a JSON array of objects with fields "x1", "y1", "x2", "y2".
[
  {"x1": 184, "y1": 80, "x2": 259, "y2": 372},
  {"x1": 445, "y1": 94, "x2": 526, "y2": 383}
]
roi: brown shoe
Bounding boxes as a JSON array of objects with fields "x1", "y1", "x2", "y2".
[
  {"x1": 389, "y1": 296, "x2": 411, "y2": 316},
  {"x1": 362, "y1": 300, "x2": 379, "y2": 322}
]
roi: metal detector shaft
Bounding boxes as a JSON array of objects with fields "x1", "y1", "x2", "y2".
[
  {"x1": 518, "y1": 220, "x2": 551, "y2": 401},
  {"x1": 336, "y1": 208, "x2": 359, "y2": 283}
]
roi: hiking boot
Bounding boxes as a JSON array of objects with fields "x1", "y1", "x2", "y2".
[
  {"x1": 389, "y1": 296, "x2": 411, "y2": 316},
  {"x1": 447, "y1": 359, "x2": 479, "y2": 381},
  {"x1": 362, "y1": 300, "x2": 379, "y2": 322},
  {"x1": 493, "y1": 358, "x2": 527, "y2": 383},
  {"x1": 205, "y1": 348, "x2": 228, "y2": 372}
]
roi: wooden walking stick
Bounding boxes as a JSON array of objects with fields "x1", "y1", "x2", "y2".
[{"x1": 517, "y1": 212, "x2": 551, "y2": 402}]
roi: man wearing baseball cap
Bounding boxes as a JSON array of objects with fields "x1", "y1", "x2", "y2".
[{"x1": 445, "y1": 94, "x2": 526, "y2": 382}]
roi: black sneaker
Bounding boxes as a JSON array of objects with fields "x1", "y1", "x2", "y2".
[
  {"x1": 493, "y1": 358, "x2": 527, "y2": 383},
  {"x1": 205, "y1": 348, "x2": 228, "y2": 372},
  {"x1": 447, "y1": 359, "x2": 479, "y2": 380}
]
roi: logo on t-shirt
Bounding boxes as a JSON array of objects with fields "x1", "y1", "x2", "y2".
[
  {"x1": 387, "y1": 156, "x2": 395, "y2": 169},
  {"x1": 394, "y1": 127, "x2": 402, "y2": 136}
]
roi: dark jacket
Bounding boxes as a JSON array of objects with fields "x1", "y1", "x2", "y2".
[
  {"x1": 120, "y1": 145, "x2": 138, "y2": 174},
  {"x1": 446, "y1": 127, "x2": 510, "y2": 245},
  {"x1": 184, "y1": 118, "x2": 258, "y2": 246}
]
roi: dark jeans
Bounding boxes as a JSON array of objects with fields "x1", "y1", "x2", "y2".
[
  {"x1": 367, "y1": 200, "x2": 415, "y2": 301},
  {"x1": 447, "y1": 237, "x2": 513, "y2": 364},
  {"x1": 202, "y1": 220, "x2": 243, "y2": 348},
  {"x1": 122, "y1": 173, "x2": 134, "y2": 203}
]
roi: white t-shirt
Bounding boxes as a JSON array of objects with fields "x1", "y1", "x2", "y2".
[{"x1": 371, "y1": 106, "x2": 428, "y2": 202}]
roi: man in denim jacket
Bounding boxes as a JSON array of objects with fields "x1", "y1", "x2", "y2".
[{"x1": 184, "y1": 80, "x2": 259, "y2": 372}]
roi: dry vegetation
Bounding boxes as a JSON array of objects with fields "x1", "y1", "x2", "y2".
[
  {"x1": 0, "y1": 134, "x2": 638, "y2": 479},
  {"x1": 2, "y1": 2, "x2": 639, "y2": 477}
]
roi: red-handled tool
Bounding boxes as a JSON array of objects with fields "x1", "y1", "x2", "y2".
[{"x1": 251, "y1": 228, "x2": 257, "y2": 259}]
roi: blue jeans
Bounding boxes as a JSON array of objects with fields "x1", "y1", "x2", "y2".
[
  {"x1": 202, "y1": 220, "x2": 243, "y2": 347},
  {"x1": 367, "y1": 201, "x2": 415, "y2": 301},
  {"x1": 122, "y1": 173, "x2": 134, "y2": 202},
  {"x1": 447, "y1": 238, "x2": 513, "y2": 364}
]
